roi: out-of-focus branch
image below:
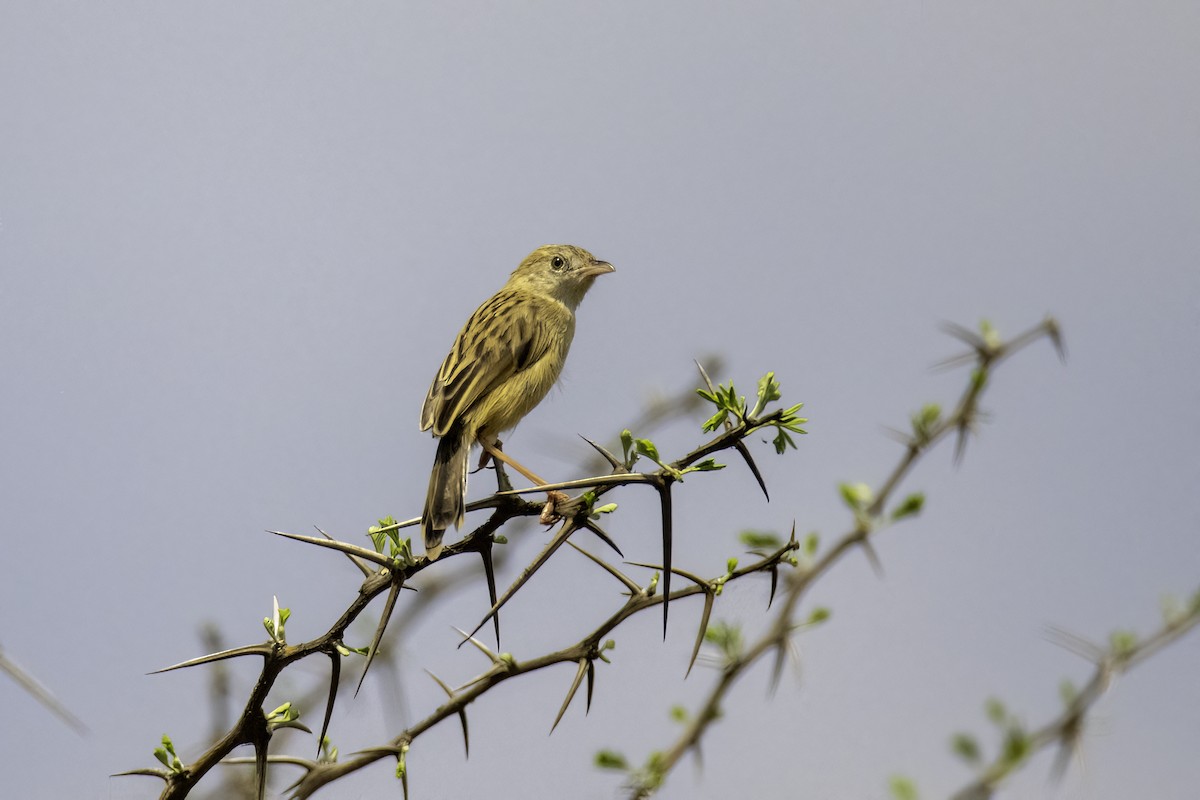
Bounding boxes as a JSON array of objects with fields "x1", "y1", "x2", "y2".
[
  {"x1": 948, "y1": 599, "x2": 1200, "y2": 800},
  {"x1": 624, "y1": 317, "x2": 1067, "y2": 797},
  {"x1": 0, "y1": 641, "x2": 87, "y2": 734}
]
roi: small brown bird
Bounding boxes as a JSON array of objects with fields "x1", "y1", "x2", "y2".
[{"x1": 419, "y1": 244, "x2": 615, "y2": 559}]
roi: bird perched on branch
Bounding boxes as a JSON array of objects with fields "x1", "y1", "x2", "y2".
[{"x1": 419, "y1": 244, "x2": 615, "y2": 559}]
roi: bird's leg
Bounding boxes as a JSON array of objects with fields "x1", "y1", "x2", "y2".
[
  {"x1": 472, "y1": 443, "x2": 517, "y2": 497},
  {"x1": 479, "y1": 439, "x2": 546, "y2": 485},
  {"x1": 479, "y1": 439, "x2": 568, "y2": 525}
]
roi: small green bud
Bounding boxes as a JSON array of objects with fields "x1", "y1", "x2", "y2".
[
  {"x1": 891, "y1": 492, "x2": 925, "y2": 521},
  {"x1": 889, "y1": 776, "x2": 920, "y2": 800},
  {"x1": 807, "y1": 607, "x2": 831, "y2": 625},
  {"x1": 839, "y1": 482, "x2": 873, "y2": 510},
  {"x1": 739, "y1": 530, "x2": 782, "y2": 549},
  {"x1": 594, "y1": 750, "x2": 629, "y2": 770}
]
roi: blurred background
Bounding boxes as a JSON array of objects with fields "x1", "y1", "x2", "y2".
[{"x1": 1, "y1": 2, "x2": 1197, "y2": 798}]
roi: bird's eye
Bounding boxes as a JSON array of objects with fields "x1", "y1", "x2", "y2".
[{"x1": 550, "y1": 255, "x2": 566, "y2": 271}]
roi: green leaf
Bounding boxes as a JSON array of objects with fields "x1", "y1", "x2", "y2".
[
  {"x1": 772, "y1": 428, "x2": 795, "y2": 454},
  {"x1": 1059, "y1": 679, "x2": 1078, "y2": 707},
  {"x1": 635, "y1": 438, "x2": 661, "y2": 462},
  {"x1": 620, "y1": 429, "x2": 634, "y2": 462},
  {"x1": 806, "y1": 607, "x2": 831, "y2": 625},
  {"x1": 758, "y1": 372, "x2": 781, "y2": 402},
  {"x1": 669, "y1": 705, "x2": 688, "y2": 723},
  {"x1": 1000, "y1": 727, "x2": 1030, "y2": 767},
  {"x1": 701, "y1": 409, "x2": 729, "y2": 433},
  {"x1": 751, "y1": 372, "x2": 782, "y2": 417},
  {"x1": 594, "y1": 750, "x2": 629, "y2": 771},
  {"x1": 1160, "y1": 593, "x2": 1185, "y2": 625},
  {"x1": 891, "y1": 492, "x2": 925, "y2": 521},
  {"x1": 1109, "y1": 629, "x2": 1138, "y2": 657},
  {"x1": 803, "y1": 531, "x2": 820, "y2": 557},
  {"x1": 154, "y1": 734, "x2": 182, "y2": 773},
  {"x1": 703, "y1": 621, "x2": 743, "y2": 660},
  {"x1": 979, "y1": 318, "x2": 1001, "y2": 349},
  {"x1": 984, "y1": 697, "x2": 1008, "y2": 726},
  {"x1": 368, "y1": 516, "x2": 401, "y2": 552},
  {"x1": 911, "y1": 404, "x2": 941, "y2": 443},
  {"x1": 368, "y1": 527, "x2": 386, "y2": 552},
  {"x1": 266, "y1": 702, "x2": 302, "y2": 729},
  {"x1": 643, "y1": 751, "x2": 667, "y2": 785},
  {"x1": 950, "y1": 733, "x2": 981, "y2": 765},
  {"x1": 739, "y1": 530, "x2": 781, "y2": 549},
  {"x1": 838, "y1": 482, "x2": 872, "y2": 510},
  {"x1": 888, "y1": 775, "x2": 920, "y2": 800},
  {"x1": 682, "y1": 458, "x2": 725, "y2": 473},
  {"x1": 698, "y1": 379, "x2": 748, "y2": 428}
]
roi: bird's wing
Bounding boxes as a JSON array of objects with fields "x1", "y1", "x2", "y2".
[{"x1": 420, "y1": 289, "x2": 561, "y2": 436}]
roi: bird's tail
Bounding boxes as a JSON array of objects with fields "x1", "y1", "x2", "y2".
[{"x1": 421, "y1": 424, "x2": 469, "y2": 560}]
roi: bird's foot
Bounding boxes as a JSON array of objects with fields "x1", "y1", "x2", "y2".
[
  {"x1": 540, "y1": 490, "x2": 570, "y2": 526},
  {"x1": 473, "y1": 438, "x2": 505, "y2": 473}
]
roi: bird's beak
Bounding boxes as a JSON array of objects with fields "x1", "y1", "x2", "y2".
[{"x1": 584, "y1": 260, "x2": 615, "y2": 278}]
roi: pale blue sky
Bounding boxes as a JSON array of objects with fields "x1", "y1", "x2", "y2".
[{"x1": 1, "y1": 3, "x2": 1197, "y2": 799}]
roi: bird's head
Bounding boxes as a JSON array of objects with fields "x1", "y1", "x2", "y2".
[{"x1": 509, "y1": 244, "x2": 615, "y2": 308}]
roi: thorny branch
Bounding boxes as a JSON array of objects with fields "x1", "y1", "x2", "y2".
[
  {"x1": 128, "y1": 363, "x2": 797, "y2": 799},
  {"x1": 621, "y1": 317, "x2": 1072, "y2": 797},
  {"x1": 121, "y1": 316, "x2": 1195, "y2": 800}
]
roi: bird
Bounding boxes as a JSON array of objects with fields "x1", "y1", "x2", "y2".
[{"x1": 419, "y1": 244, "x2": 615, "y2": 559}]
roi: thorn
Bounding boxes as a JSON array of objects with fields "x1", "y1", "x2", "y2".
[
  {"x1": 585, "y1": 660, "x2": 595, "y2": 714},
  {"x1": 939, "y1": 320, "x2": 985, "y2": 350},
  {"x1": 734, "y1": 440, "x2": 769, "y2": 501},
  {"x1": 550, "y1": 659, "x2": 590, "y2": 734},
  {"x1": 860, "y1": 539, "x2": 885, "y2": 578},
  {"x1": 579, "y1": 434, "x2": 622, "y2": 470},
  {"x1": 1044, "y1": 315, "x2": 1067, "y2": 363},
  {"x1": 317, "y1": 652, "x2": 340, "y2": 758},
  {"x1": 566, "y1": 540, "x2": 642, "y2": 593},
  {"x1": 694, "y1": 359, "x2": 717, "y2": 393},
  {"x1": 658, "y1": 482, "x2": 673, "y2": 638},
  {"x1": 426, "y1": 670, "x2": 469, "y2": 758},
  {"x1": 583, "y1": 520, "x2": 624, "y2": 558},
  {"x1": 686, "y1": 591, "x2": 715, "y2": 678},
  {"x1": 355, "y1": 578, "x2": 404, "y2": 697},
  {"x1": 452, "y1": 626, "x2": 502, "y2": 664},
  {"x1": 479, "y1": 543, "x2": 501, "y2": 648}
]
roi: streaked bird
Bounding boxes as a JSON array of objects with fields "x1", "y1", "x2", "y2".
[{"x1": 419, "y1": 244, "x2": 614, "y2": 559}]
